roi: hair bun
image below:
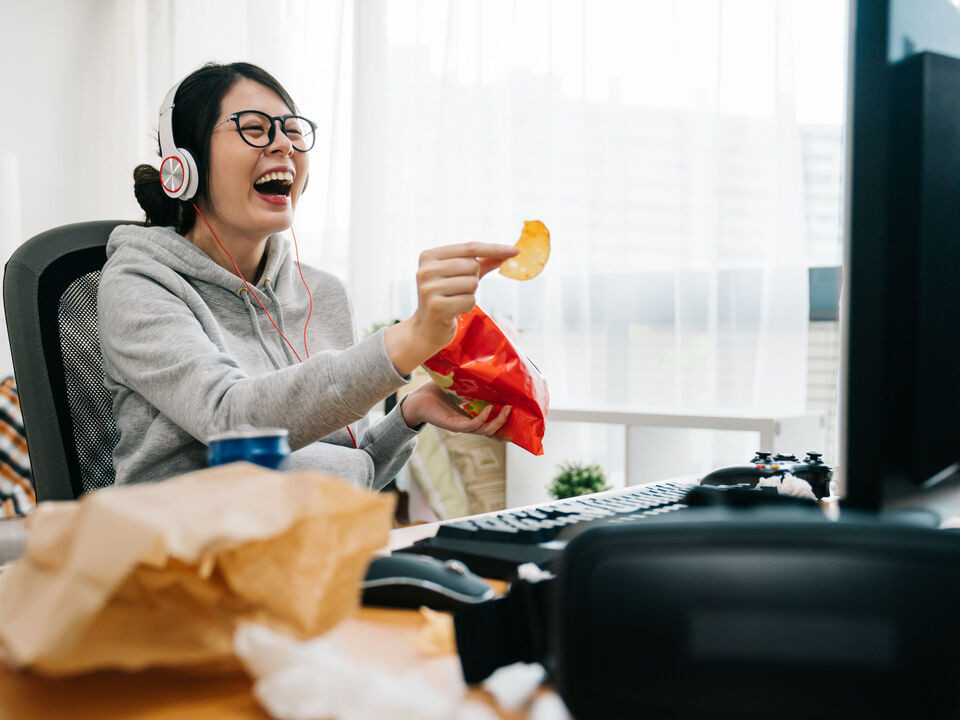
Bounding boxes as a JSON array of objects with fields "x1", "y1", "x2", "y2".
[{"x1": 133, "y1": 164, "x2": 182, "y2": 228}]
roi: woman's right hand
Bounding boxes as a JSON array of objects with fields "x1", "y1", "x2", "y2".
[{"x1": 385, "y1": 242, "x2": 518, "y2": 376}]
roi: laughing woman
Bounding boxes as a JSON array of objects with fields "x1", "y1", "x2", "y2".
[{"x1": 98, "y1": 62, "x2": 516, "y2": 487}]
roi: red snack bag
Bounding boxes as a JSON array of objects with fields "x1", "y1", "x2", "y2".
[{"x1": 422, "y1": 306, "x2": 549, "y2": 455}]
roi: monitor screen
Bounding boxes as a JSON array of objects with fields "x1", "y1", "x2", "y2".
[{"x1": 841, "y1": 0, "x2": 960, "y2": 513}]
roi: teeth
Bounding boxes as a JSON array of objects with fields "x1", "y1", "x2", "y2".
[{"x1": 254, "y1": 171, "x2": 294, "y2": 186}]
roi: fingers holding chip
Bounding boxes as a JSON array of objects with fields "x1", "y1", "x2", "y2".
[{"x1": 499, "y1": 220, "x2": 550, "y2": 281}]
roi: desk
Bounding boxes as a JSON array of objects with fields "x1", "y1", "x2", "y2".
[
  {"x1": 0, "y1": 484, "x2": 848, "y2": 719},
  {"x1": 0, "y1": 529, "x2": 532, "y2": 720},
  {"x1": 1, "y1": 479, "x2": 702, "y2": 718}
]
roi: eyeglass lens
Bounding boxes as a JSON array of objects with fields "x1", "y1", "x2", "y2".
[{"x1": 235, "y1": 112, "x2": 315, "y2": 151}]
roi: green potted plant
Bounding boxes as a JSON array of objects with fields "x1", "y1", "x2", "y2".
[{"x1": 547, "y1": 461, "x2": 610, "y2": 500}]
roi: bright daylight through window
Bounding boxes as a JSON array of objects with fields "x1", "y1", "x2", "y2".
[{"x1": 341, "y1": 1, "x2": 847, "y2": 487}]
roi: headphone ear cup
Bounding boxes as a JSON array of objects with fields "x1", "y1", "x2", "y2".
[
  {"x1": 159, "y1": 148, "x2": 199, "y2": 200},
  {"x1": 179, "y1": 147, "x2": 199, "y2": 201}
]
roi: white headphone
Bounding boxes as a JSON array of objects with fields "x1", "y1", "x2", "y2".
[{"x1": 157, "y1": 80, "x2": 200, "y2": 200}]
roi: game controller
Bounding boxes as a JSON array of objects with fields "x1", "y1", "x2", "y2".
[{"x1": 700, "y1": 451, "x2": 834, "y2": 499}]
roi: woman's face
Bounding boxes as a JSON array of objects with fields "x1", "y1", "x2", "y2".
[{"x1": 202, "y1": 78, "x2": 309, "y2": 242}]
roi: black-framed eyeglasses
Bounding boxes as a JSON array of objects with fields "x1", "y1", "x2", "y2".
[{"x1": 214, "y1": 110, "x2": 317, "y2": 152}]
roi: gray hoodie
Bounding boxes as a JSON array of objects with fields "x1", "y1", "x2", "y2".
[{"x1": 98, "y1": 224, "x2": 419, "y2": 488}]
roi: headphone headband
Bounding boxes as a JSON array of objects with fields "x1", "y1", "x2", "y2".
[
  {"x1": 158, "y1": 81, "x2": 179, "y2": 162},
  {"x1": 158, "y1": 78, "x2": 199, "y2": 201}
]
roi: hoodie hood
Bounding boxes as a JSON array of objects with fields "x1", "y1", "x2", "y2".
[{"x1": 106, "y1": 224, "x2": 290, "y2": 294}]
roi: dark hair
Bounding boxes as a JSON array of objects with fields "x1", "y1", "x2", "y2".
[{"x1": 133, "y1": 62, "x2": 299, "y2": 234}]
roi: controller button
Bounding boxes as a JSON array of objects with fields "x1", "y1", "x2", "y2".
[
  {"x1": 756, "y1": 465, "x2": 765, "y2": 469},
  {"x1": 771, "y1": 465, "x2": 780, "y2": 470}
]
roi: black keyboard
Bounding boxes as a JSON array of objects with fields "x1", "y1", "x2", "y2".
[{"x1": 403, "y1": 478, "x2": 699, "y2": 579}]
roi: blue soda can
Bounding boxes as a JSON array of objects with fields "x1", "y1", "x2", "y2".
[{"x1": 207, "y1": 427, "x2": 291, "y2": 470}]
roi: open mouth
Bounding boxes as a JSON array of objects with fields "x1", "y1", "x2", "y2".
[{"x1": 254, "y1": 170, "x2": 294, "y2": 197}]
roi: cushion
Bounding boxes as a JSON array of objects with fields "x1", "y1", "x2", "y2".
[{"x1": 0, "y1": 377, "x2": 34, "y2": 517}]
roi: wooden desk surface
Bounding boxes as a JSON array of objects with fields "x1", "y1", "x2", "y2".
[
  {"x1": 4, "y1": 480, "x2": 712, "y2": 719},
  {"x1": 2, "y1": 476, "x2": 837, "y2": 718},
  {"x1": 0, "y1": 478, "x2": 707, "y2": 719},
  {"x1": 0, "y1": 604, "x2": 533, "y2": 720},
  {"x1": 0, "y1": 541, "x2": 526, "y2": 720}
]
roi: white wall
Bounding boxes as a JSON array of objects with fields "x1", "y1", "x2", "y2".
[
  {"x1": 0, "y1": 151, "x2": 22, "y2": 376},
  {"x1": 0, "y1": 0, "x2": 174, "y2": 377},
  {"x1": 0, "y1": 0, "x2": 356, "y2": 379},
  {"x1": 0, "y1": 2, "x2": 146, "y2": 238}
]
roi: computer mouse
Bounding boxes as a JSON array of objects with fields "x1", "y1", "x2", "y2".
[{"x1": 361, "y1": 552, "x2": 496, "y2": 611}]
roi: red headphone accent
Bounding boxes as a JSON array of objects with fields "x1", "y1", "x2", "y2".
[
  {"x1": 192, "y1": 203, "x2": 357, "y2": 449},
  {"x1": 159, "y1": 156, "x2": 186, "y2": 194}
]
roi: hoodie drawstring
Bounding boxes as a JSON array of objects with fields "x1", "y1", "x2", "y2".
[
  {"x1": 262, "y1": 279, "x2": 299, "y2": 365},
  {"x1": 238, "y1": 287, "x2": 285, "y2": 370}
]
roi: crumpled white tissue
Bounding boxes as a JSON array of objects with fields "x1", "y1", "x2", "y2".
[
  {"x1": 777, "y1": 473, "x2": 819, "y2": 501},
  {"x1": 235, "y1": 624, "x2": 570, "y2": 720},
  {"x1": 482, "y1": 661, "x2": 547, "y2": 713},
  {"x1": 759, "y1": 474, "x2": 839, "y2": 503},
  {"x1": 235, "y1": 623, "x2": 463, "y2": 720},
  {"x1": 530, "y1": 691, "x2": 574, "y2": 720},
  {"x1": 516, "y1": 562, "x2": 555, "y2": 583}
]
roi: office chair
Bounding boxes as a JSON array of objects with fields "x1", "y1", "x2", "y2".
[{"x1": 3, "y1": 220, "x2": 136, "y2": 501}]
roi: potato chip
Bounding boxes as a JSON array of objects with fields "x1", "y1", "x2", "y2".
[{"x1": 499, "y1": 220, "x2": 550, "y2": 280}]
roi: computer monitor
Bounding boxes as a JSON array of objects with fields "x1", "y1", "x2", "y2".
[{"x1": 841, "y1": 0, "x2": 960, "y2": 514}]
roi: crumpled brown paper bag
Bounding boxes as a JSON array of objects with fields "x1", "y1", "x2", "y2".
[{"x1": 0, "y1": 463, "x2": 394, "y2": 676}]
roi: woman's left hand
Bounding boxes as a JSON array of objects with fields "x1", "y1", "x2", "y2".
[{"x1": 400, "y1": 381, "x2": 511, "y2": 436}]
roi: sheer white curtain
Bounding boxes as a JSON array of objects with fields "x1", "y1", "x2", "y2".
[
  {"x1": 349, "y1": 0, "x2": 809, "y2": 416},
  {"x1": 3, "y1": 0, "x2": 814, "y2": 428}
]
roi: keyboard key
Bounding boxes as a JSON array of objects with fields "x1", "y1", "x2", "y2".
[
  {"x1": 473, "y1": 519, "x2": 520, "y2": 540},
  {"x1": 500, "y1": 517, "x2": 546, "y2": 543},
  {"x1": 406, "y1": 478, "x2": 701, "y2": 578},
  {"x1": 435, "y1": 521, "x2": 479, "y2": 540}
]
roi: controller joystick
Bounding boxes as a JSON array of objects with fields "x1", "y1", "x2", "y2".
[{"x1": 700, "y1": 451, "x2": 834, "y2": 499}]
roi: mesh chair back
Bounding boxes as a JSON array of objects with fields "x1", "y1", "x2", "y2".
[
  {"x1": 58, "y1": 270, "x2": 119, "y2": 493},
  {"x1": 4, "y1": 221, "x2": 135, "y2": 500}
]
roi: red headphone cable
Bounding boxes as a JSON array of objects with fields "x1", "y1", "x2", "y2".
[
  {"x1": 192, "y1": 203, "x2": 358, "y2": 448},
  {"x1": 290, "y1": 226, "x2": 313, "y2": 360}
]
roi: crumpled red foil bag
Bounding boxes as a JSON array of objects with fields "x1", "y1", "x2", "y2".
[{"x1": 423, "y1": 306, "x2": 549, "y2": 455}]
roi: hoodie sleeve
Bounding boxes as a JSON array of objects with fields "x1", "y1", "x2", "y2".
[
  {"x1": 357, "y1": 399, "x2": 421, "y2": 490},
  {"x1": 98, "y1": 259, "x2": 411, "y2": 453}
]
